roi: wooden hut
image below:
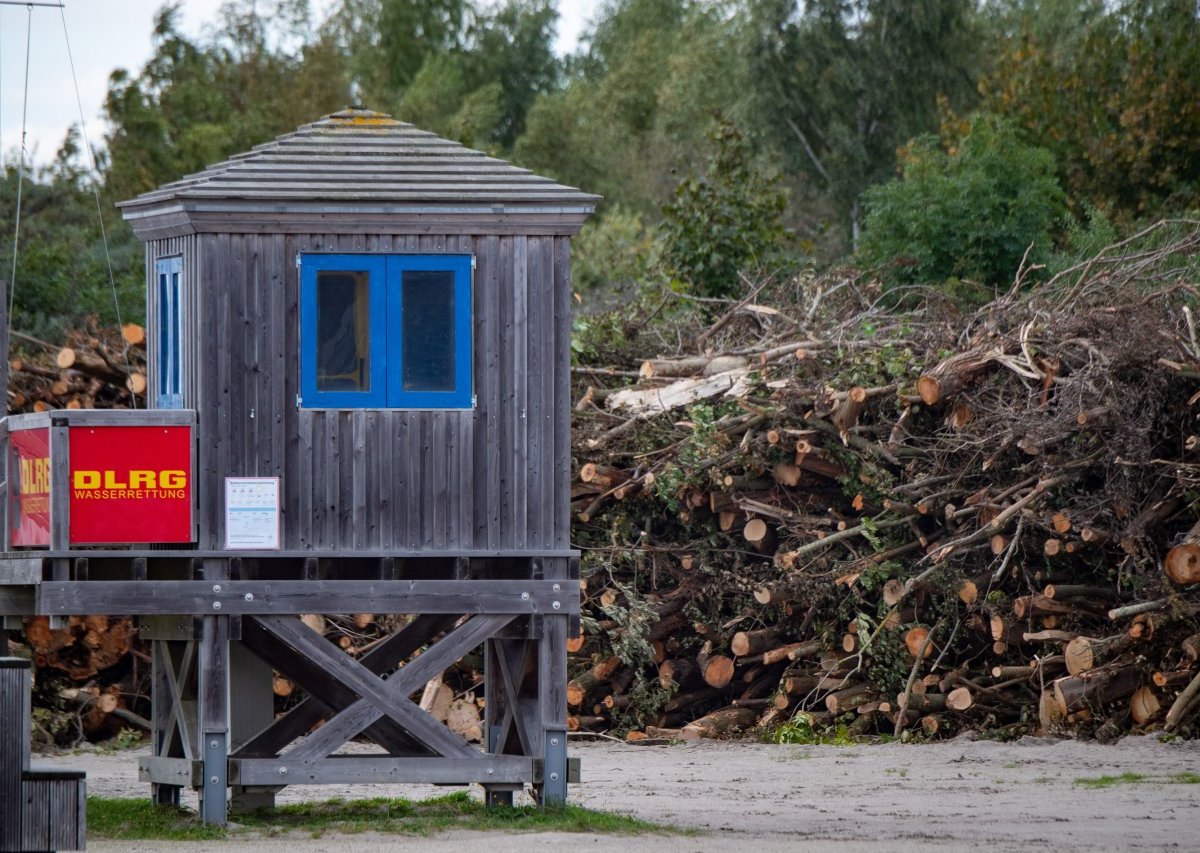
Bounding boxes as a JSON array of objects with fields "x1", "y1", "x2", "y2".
[
  {"x1": 121, "y1": 106, "x2": 596, "y2": 554},
  {"x1": 0, "y1": 108, "x2": 596, "y2": 823}
]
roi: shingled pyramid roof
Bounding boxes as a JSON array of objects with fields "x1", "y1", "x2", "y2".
[{"x1": 120, "y1": 108, "x2": 598, "y2": 237}]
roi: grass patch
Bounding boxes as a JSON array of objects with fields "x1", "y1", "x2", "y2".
[
  {"x1": 88, "y1": 792, "x2": 679, "y2": 841},
  {"x1": 87, "y1": 798, "x2": 225, "y2": 841},
  {"x1": 1074, "y1": 772, "x2": 1200, "y2": 789}
]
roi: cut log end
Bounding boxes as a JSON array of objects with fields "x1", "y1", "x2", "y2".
[
  {"x1": 916, "y1": 375, "x2": 941, "y2": 406},
  {"x1": 904, "y1": 626, "x2": 934, "y2": 658},
  {"x1": 121, "y1": 323, "x2": 146, "y2": 347},
  {"x1": 946, "y1": 686, "x2": 973, "y2": 711},
  {"x1": 1165, "y1": 543, "x2": 1200, "y2": 586}
]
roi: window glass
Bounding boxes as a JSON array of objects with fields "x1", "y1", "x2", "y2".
[
  {"x1": 401, "y1": 269, "x2": 455, "y2": 392},
  {"x1": 157, "y1": 271, "x2": 170, "y2": 390},
  {"x1": 316, "y1": 270, "x2": 371, "y2": 392}
]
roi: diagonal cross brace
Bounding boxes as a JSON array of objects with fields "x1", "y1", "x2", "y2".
[
  {"x1": 234, "y1": 613, "x2": 457, "y2": 759},
  {"x1": 250, "y1": 614, "x2": 475, "y2": 760},
  {"x1": 240, "y1": 616, "x2": 426, "y2": 757},
  {"x1": 159, "y1": 641, "x2": 196, "y2": 761},
  {"x1": 492, "y1": 639, "x2": 534, "y2": 756},
  {"x1": 285, "y1": 613, "x2": 515, "y2": 761}
]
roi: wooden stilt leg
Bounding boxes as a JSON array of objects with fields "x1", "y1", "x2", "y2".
[
  {"x1": 538, "y1": 558, "x2": 569, "y2": 806},
  {"x1": 484, "y1": 637, "x2": 523, "y2": 807},
  {"x1": 198, "y1": 614, "x2": 230, "y2": 825}
]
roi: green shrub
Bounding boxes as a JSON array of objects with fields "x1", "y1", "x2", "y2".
[
  {"x1": 572, "y1": 205, "x2": 655, "y2": 297},
  {"x1": 659, "y1": 120, "x2": 789, "y2": 299},
  {"x1": 858, "y1": 117, "x2": 1065, "y2": 294}
]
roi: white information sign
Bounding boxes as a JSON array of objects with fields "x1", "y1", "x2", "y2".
[{"x1": 224, "y1": 477, "x2": 281, "y2": 550}]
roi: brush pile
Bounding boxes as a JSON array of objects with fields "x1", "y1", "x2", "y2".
[
  {"x1": 567, "y1": 220, "x2": 1200, "y2": 741},
  {"x1": 7, "y1": 321, "x2": 147, "y2": 412}
]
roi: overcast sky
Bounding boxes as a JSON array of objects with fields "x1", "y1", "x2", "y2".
[{"x1": 0, "y1": 0, "x2": 597, "y2": 170}]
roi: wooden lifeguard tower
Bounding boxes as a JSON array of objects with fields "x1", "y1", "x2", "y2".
[{"x1": 0, "y1": 107, "x2": 596, "y2": 825}]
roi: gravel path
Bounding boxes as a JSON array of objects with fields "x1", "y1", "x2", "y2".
[{"x1": 39, "y1": 733, "x2": 1200, "y2": 851}]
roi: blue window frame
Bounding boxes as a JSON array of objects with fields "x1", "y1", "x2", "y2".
[
  {"x1": 299, "y1": 253, "x2": 473, "y2": 409},
  {"x1": 155, "y1": 256, "x2": 183, "y2": 408}
]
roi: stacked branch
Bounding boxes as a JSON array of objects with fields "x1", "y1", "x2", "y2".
[
  {"x1": 567, "y1": 223, "x2": 1200, "y2": 741},
  {"x1": 8, "y1": 320, "x2": 146, "y2": 412}
]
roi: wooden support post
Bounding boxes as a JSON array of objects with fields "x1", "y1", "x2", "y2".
[
  {"x1": 198, "y1": 559, "x2": 231, "y2": 825},
  {"x1": 0, "y1": 420, "x2": 8, "y2": 555},
  {"x1": 48, "y1": 421, "x2": 69, "y2": 551},
  {"x1": 48, "y1": 418, "x2": 71, "y2": 629},
  {"x1": 483, "y1": 636, "x2": 534, "y2": 807},
  {"x1": 0, "y1": 280, "x2": 8, "y2": 554},
  {"x1": 538, "y1": 556, "x2": 569, "y2": 805},
  {"x1": 198, "y1": 616, "x2": 230, "y2": 824}
]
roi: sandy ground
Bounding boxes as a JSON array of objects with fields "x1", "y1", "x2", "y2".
[{"x1": 38, "y1": 733, "x2": 1200, "y2": 852}]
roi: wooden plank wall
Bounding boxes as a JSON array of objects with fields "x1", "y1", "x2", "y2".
[{"x1": 146, "y1": 232, "x2": 571, "y2": 553}]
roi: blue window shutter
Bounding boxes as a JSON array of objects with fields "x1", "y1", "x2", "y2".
[{"x1": 155, "y1": 256, "x2": 183, "y2": 409}]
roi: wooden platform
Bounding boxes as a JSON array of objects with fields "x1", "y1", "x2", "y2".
[{"x1": 0, "y1": 550, "x2": 579, "y2": 824}]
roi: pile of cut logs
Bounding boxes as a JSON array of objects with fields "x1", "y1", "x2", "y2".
[
  {"x1": 567, "y1": 223, "x2": 1200, "y2": 741},
  {"x1": 8, "y1": 321, "x2": 147, "y2": 412}
]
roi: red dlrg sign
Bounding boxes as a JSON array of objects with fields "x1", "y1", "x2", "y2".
[
  {"x1": 68, "y1": 425, "x2": 193, "y2": 544},
  {"x1": 10, "y1": 427, "x2": 51, "y2": 547}
]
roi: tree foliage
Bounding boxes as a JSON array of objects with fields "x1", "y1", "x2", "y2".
[
  {"x1": 981, "y1": 0, "x2": 1200, "y2": 216},
  {"x1": 4, "y1": 0, "x2": 1200, "y2": 340},
  {"x1": 659, "y1": 122, "x2": 789, "y2": 298},
  {"x1": 858, "y1": 117, "x2": 1064, "y2": 291},
  {"x1": 0, "y1": 132, "x2": 142, "y2": 337},
  {"x1": 104, "y1": 1, "x2": 345, "y2": 201},
  {"x1": 334, "y1": 0, "x2": 469, "y2": 100},
  {"x1": 747, "y1": 0, "x2": 981, "y2": 248}
]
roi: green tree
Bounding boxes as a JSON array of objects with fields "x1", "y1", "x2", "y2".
[
  {"x1": 659, "y1": 121, "x2": 789, "y2": 299},
  {"x1": 1, "y1": 130, "x2": 143, "y2": 338},
  {"x1": 397, "y1": 0, "x2": 558, "y2": 150},
  {"x1": 981, "y1": 0, "x2": 1200, "y2": 217},
  {"x1": 746, "y1": 0, "x2": 982, "y2": 249},
  {"x1": 466, "y1": 0, "x2": 558, "y2": 147},
  {"x1": 331, "y1": 0, "x2": 468, "y2": 107},
  {"x1": 515, "y1": 0, "x2": 753, "y2": 214},
  {"x1": 857, "y1": 117, "x2": 1064, "y2": 292},
  {"x1": 104, "y1": 1, "x2": 343, "y2": 201}
]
